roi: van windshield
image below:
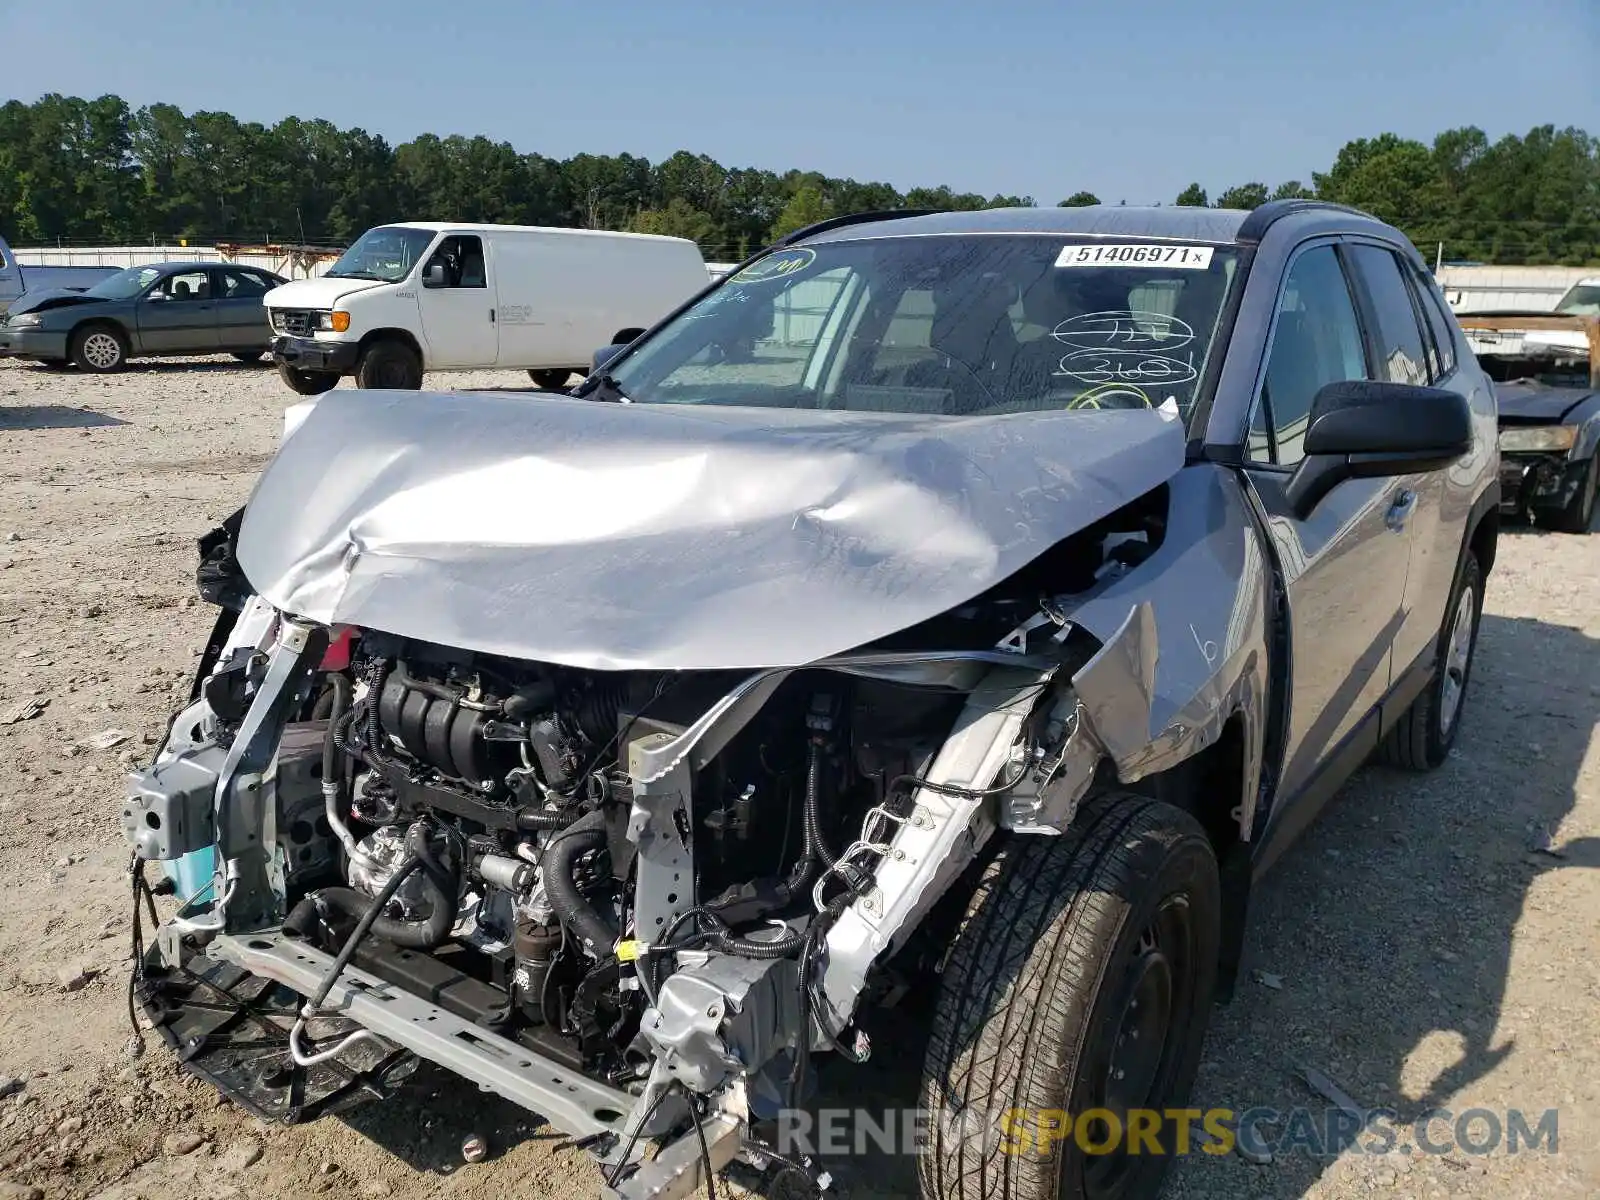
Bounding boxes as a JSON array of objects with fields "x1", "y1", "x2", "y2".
[
  {"x1": 327, "y1": 226, "x2": 437, "y2": 283},
  {"x1": 605, "y1": 235, "x2": 1240, "y2": 422}
]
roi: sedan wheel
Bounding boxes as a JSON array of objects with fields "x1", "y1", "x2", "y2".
[{"x1": 72, "y1": 325, "x2": 128, "y2": 373}]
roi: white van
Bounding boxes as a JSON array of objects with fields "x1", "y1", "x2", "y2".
[{"x1": 262, "y1": 223, "x2": 708, "y2": 395}]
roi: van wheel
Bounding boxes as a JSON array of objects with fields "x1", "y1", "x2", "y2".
[
  {"x1": 919, "y1": 794, "x2": 1220, "y2": 1200},
  {"x1": 277, "y1": 363, "x2": 339, "y2": 396},
  {"x1": 356, "y1": 340, "x2": 423, "y2": 390},
  {"x1": 1378, "y1": 551, "x2": 1481, "y2": 770},
  {"x1": 528, "y1": 369, "x2": 572, "y2": 391},
  {"x1": 71, "y1": 323, "x2": 129, "y2": 373}
]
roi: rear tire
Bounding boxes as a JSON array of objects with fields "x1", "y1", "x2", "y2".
[
  {"x1": 528, "y1": 368, "x2": 572, "y2": 391},
  {"x1": 70, "y1": 323, "x2": 128, "y2": 373},
  {"x1": 1378, "y1": 551, "x2": 1481, "y2": 770},
  {"x1": 231, "y1": 350, "x2": 265, "y2": 364},
  {"x1": 276, "y1": 362, "x2": 339, "y2": 396},
  {"x1": 1549, "y1": 453, "x2": 1598, "y2": 534},
  {"x1": 355, "y1": 340, "x2": 423, "y2": 390},
  {"x1": 919, "y1": 794, "x2": 1220, "y2": 1200}
]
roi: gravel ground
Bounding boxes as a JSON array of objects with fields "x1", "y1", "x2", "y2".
[{"x1": 0, "y1": 356, "x2": 1595, "y2": 1200}]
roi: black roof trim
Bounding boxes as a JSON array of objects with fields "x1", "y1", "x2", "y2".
[
  {"x1": 774, "y1": 209, "x2": 940, "y2": 247},
  {"x1": 1235, "y1": 198, "x2": 1379, "y2": 244}
]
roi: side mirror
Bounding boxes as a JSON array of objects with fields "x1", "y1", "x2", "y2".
[
  {"x1": 1286, "y1": 381, "x2": 1472, "y2": 517},
  {"x1": 422, "y1": 263, "x2": 448, "y2": 289},
  {"x1": 592, "y1": 343, "x2": 629, "y2": 373}
]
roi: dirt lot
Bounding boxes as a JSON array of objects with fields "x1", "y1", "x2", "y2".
[{"x1": 0, "y1": 356, "x2": 1596, "y2": 1200}]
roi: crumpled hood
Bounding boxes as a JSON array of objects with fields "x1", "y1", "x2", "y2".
[
  {"x1": 264, "y1": 275, "x2": 387, "y2": 310},
  {"x1": 1497, "y1": 382, "x2": 1594, "y2": 422},
  {"x1": 6, "y1": 288, "x2": 101, "y2": 317},
  {"x1": 236, "y1": 390, "x2": 1185, "y2": 670}
]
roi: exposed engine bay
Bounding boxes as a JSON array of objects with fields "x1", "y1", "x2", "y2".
[{"x1": 121, "y1": 485, "x2": 1193, "y2": 1197}]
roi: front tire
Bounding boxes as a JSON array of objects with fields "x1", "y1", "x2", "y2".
[
  {"x1": 70, "y1": 323, "x2": 128, "y2": 373},
  {"x1": 528, "y1": 368, "x2": 572, "y2": 391},
  {"x1": 355, "y1": 340, "x2": 423, "y2": 390},
  {"x1": 276, "y1": 362, "x2": 339, "y2": 396},
  {"x1": 920, "y1": 794, "x2": 1220, "y2": 1200},
  {"x1": 1378, "y1": 551, "x2": 1482, "y2": 770},
  {"x1": 1549, "y1": 453, "x2": 1598, "y2": 534}
]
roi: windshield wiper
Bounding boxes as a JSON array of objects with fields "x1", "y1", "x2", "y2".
[
  {"x1": 573, "y1": 373, "x2": 631, "y2": 403},
  {"x1": 326, "y1": 270, "x2": 386, "y2": 281}
]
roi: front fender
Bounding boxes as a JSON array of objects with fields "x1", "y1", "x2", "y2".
[{"x1": 1059, "y1": 464, "x2": 1272, "y2": 839}]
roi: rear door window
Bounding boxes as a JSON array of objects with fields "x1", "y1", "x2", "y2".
[
  {"x1": 1408, "y1": 265, "x2": 1458, "y2": 378},
  {"x1": 1347, "y1": 245, "x2": 1430, "y2": 386},
  {"x1": 216, "y1": 269, "x2": 270, "y2": 299}
]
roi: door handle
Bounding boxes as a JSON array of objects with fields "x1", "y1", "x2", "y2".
[
  {"x1": 1385, "y1": 488, "x2": 1418, "y2": 532},
  {"x1": 489, "y1": 308, "x2": 496, "y2": 324}
]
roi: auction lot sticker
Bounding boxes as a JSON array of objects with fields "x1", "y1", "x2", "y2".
[{"x1": 1056, "y1": 243, "x2": 1214, "y2": 269}]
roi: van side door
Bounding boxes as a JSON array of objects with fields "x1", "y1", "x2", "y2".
[{"x1": 417, "y1": 234, "x2": 498, "y2": 368}]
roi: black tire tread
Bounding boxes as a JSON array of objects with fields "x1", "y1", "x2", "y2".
[
  {"x1": 355, "y1": 339, "x2": 422, "y2": 390},
  {"x1": 1377, "y1": 552, "x2": 1481, "y2": 771},
  {"x1": 918, "y1": 793, "x2": 1214, "y2": 1200},
  {"x1": 1551, "y1": 455, "x2": 1598, "y2": 534}
]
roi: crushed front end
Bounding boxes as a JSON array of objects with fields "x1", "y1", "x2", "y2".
[{"x1": 124, "y1": 585, "x2": 1120, "y2": 1196}]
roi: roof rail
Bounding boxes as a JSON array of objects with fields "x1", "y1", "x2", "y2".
[
  {"x1": 773, "y1": 208, "x2": 940, "y2": 247},
  {"x1": 1235, "y1": 198, "x2": 1380, "y2": 244}
]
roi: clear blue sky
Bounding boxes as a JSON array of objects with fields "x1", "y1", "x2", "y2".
[{"x1": 6, "y1": 0, "x2": 1597, "y2": 204}]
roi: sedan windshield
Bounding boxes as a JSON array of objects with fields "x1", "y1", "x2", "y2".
[
  {"x1": 327, "y1": 226, "x2": 437, "y2": 282},
  {"x1": 85, "y1": 266, "x2": 162, "y2": 301},
  {"x1": 607, "y1": 235, "x2": 1240, "y2": 420}
]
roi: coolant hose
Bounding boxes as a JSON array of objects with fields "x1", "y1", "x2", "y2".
[
  {"x1": 540, "y1": 809, "x2": 617, "y2": 958},
  {"x1": 287, "y1": 824, "x2": 458, "y2": 954}
]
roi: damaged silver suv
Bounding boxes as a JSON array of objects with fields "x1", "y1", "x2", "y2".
[{"x1": 124, "y1": 201, "x2": 1499, "y2": 1200}]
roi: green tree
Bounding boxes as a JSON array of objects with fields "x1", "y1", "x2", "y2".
[
  {"x1": 631, "y1": 197, "x2": 719, "y2": 245},
  {"x1": 1215, "y1": 182, "x2": 1269, "y2": 210},
  {"x1": 1058, "y1": 191, "x2": 1100, "y2": 207},
  {"x1": 770, "y1": 185, "x2": 832, "y2": 240},
  {"x1": 2, "y1": 94, "x2": 1596, "y2": 266},
  {"x1": 1271, "y1": 180, "x2": 1316, "y2": 201}
]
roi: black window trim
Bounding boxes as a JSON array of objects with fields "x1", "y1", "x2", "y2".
[{"x1": 1243, "y1": 235, "x2": 1368, "y2": 473}]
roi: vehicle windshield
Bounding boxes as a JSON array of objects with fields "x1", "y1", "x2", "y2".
[
  {"x1": 326, "y1": 226, "x2": 437, "y2": 282},
  {"x1": 1555, "y1": 283, "x2": 1600, "y2": 316},
  {"x1": 85, "y1": 266, "x2": 162, "y2": 301},
  {"x1": 606, "y1": 235, "x2": 1241, "y2": 422}
]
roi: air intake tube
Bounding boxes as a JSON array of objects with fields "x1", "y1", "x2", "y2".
[{"x1": 539, "y1": 809, "x2": 617, "y2": 959}]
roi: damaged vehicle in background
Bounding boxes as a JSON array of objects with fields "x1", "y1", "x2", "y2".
[
  {"x1": 124, "y1": 201, "x2": 1499, "y2": 1200},
  {"x1": 1457, "y1": 308, "x2": 1600, "y2": 531}
]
